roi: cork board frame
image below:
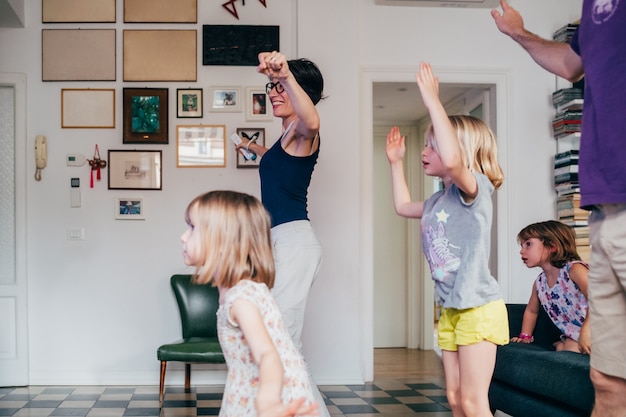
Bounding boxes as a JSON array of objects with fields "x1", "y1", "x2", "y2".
[
  {"x1": 42, "y1": 29, "x2": 116, "y2": 81},
  {"x1": 42, "y1": 0, "x2": 116, "y2": 23},
  {"x1": 124, "y1": 0, "x2": 197, "y2": 23},
  {"x1": 123, "y1": 30, "x2": 197, "y2": 82}
]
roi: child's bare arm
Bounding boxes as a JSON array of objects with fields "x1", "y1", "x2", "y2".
[
  {"x1": 511, "y1": 288, "x2": 540, "y2": 343},
  {"x1": 415, "y1": 63, "x2": 477, "y2": 198},
  {"x1": 385, "y1": 126, "x2": 424, "y2": 218},
  {"x1": 230, "y1": 298, "x2": 284, "y2": 417}
]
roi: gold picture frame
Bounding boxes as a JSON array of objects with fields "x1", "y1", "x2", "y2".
[
  {"x1": 123, "y1": 30, "x2": 197, "y2": 82},
  {"x1": 124, "y1": 0, "x2": 197, "y2": 23},
  {"x1": 61, "y1": 89, "x2": 115, "y2": 128},
  {"x1": 176, "y1": 125, "x2": 226, "y2": 168},
  {"x1": 42, "y1": 0, "x2": 116, "y2": 23},
  {"x1": 42, "y1": 29, "x2": 116, "y2": 81}
]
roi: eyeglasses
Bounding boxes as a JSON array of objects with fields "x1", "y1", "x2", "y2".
[{"x1": 265, "y1": 82, "x2": 284, "y2": 94}]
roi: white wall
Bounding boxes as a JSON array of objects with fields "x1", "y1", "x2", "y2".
[{"x1": 0, "y1": 0, "x2": 582, "y2": 386}]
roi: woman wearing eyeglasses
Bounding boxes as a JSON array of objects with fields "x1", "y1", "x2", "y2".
[{"x1": 235, "y1": 51, "x2": 327, "y2": 416}]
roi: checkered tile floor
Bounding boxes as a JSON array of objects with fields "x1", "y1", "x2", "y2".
[{"x1": 0, "y1": 380, "x2": 451, "y2": 417}]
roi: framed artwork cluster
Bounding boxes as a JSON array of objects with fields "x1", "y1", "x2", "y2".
[{"x1": 174, "y1": 86, "x2": 273, "y2": 121}]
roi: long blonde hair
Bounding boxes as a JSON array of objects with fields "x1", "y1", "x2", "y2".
[
  {"x1": 426, "y1": 115, "x2": 504, "y2": 189},
  {"x1": 185, "y1": 190, "x2": 275, "y2": 289}
]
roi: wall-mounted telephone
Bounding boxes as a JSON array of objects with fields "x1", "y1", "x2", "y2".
[{"x1": 34, "y1": 135, "x2": 47, "y2": 181}]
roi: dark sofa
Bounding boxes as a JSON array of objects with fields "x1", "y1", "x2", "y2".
[{"x1": 489, "y1": 303, "x2": 594, "y2": 417}]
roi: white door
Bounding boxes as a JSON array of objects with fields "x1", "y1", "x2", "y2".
[{"x1": 0, "y1": 74, "x2": 29, "y2": 386}]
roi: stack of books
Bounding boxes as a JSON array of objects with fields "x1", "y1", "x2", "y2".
[
  {"x1": 553, "y1": 22, "x2": 580, "y2": 43},
  {"x1": 557, "y1": 193, "x2": 590, "y2": 262},
  {"x1": 552, "y1": 109, "x2": 582, "y2": 137},
  {"x1": 552, "y1": 88, "x2": 583, "y2": 111},
  {"x1": 554, "y1": 149, "x2": 580, "y2": 196}
]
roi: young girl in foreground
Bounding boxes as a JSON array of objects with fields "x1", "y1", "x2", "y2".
[
  {"x1": 516, "y1": 220, "x2": 590, "y2": 354},
  {"x1": 386, "y1": 63, "x2": 508, "y2": 417},
  {"x1": 181, "y1": 190, "x2": 318, "y2": 417}
]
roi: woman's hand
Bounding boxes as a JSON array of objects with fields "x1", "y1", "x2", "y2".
[
  {"x1": 386, "y1": 126, "x2": 406, "y2": 164},
  {"x1": 258, "y1": 51, "x2": 290, "y2": 81}
]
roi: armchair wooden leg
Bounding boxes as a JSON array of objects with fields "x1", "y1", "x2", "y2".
[
  {"x1": 159, "y1": 361, "x2": 167, "y2": 407},
  {"x1": 184, "y1": 363, "x2": 191, "y2": 393}
]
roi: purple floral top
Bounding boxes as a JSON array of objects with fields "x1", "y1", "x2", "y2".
[{"x1": 535, "y1": 260, "x2": 589, "y2": 341}]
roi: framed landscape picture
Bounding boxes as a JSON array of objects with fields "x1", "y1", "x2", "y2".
[{"x1": 123, "y1": 88, "x2": 168, "y2": 144}]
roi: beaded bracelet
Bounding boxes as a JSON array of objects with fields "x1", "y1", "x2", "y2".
[{"x1": 518, "y1": 332, "x2": 534, "y2": 343}]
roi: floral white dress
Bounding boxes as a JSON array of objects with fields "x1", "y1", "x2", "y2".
[
  {"x1": 536, "y1": 260, "x2": 589, "y2": 341},
  {"x1": 217, "y1": 280, "x2": 314, "y2": 417}
]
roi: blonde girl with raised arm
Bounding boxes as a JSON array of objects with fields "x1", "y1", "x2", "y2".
[
  {"x1": 386, "y1": 62, "x2": 508, "y2": 417},
  {"x1": 181, "y1": 190, "x2": 318, "y2": 417}
]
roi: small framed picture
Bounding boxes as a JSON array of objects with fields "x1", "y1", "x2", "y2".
[
  {"x1": 177, "y1": 88, "x2": 203, "y2": 118},
  {"x1": 177, "y1": 125, "x2": 226, "y2": 168},
  {"x1": 108, "y1": 150, "x2": 162, "y2": 190},
  {"x1": 123, "y1": 88, "x2": 168, "y2": 144},
  {"x1": 115, "y1": 197, "x2": 145, "y2": 220},
  {"x1": 208, "y1": 86, "x2": 241, "y2": 112},
  {"x1": 235, "y1": 128, "x2": 265, "y2": 168},
  {"x1": 245, "y1": 87, "x2": 273, "y2": 121}
]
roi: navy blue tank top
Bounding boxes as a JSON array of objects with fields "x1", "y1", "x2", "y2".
[{"x1": 259, "y1": 132, "x2": 319, "y2": 227}]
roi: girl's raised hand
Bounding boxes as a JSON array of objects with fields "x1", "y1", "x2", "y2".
[
  {"x1": 386, "y1": 126, "x2": 406, "y2": 164},
  {"x1": 415, "y1": 62, "x2": 440, "y2": 111}
]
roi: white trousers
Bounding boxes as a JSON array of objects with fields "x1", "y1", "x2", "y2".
[{"x1": 270, "y1": 220, "x2": 328, "y2": 416}]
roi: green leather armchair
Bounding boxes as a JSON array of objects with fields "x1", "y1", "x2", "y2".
[{"x1": 157, "y1": 274, "x2": 225, "y2": 405}]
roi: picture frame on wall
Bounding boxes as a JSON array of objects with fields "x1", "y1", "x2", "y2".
[
  {"x1": 176, "y1": 125, "x2": 226, "y2": 168},
  {"x1": 177, "y1": 88, "x2": 202, "y2": 118},
  {"x1": 123, "y1": 30, "x2": 197, "y2": 82},
  {"x1": 235, "y1": 127, "x2": 265, "y2": 168},
  {"x1": 42, "y1": 29, "x2": 116, "y2": 81},
  {"x1": 245, "y1": 87, "x2": 273, "y2": 121},
  {"x1": 43, "y1": 0, "x2": 116, "y2": 23},
  {"x1": 123, "y1": 88, "x2": 168, "y2": 144},
  {"x1": 123, "y1": 0, "x2": 197, "y2": 23},
  {"x1": 61, "y1": 88, "x2": 115, "y2": 128},
  {"x1": 108, "y1": 150, "x2": 162, "y2": 190},
  {"x1": 115, "y1": 197, "x2": 145, "y2": 220},
  {"x1": 208, "y1": 86, "x2": 241, "y2": 113}
]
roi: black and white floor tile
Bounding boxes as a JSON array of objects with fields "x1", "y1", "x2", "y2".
[{"x1": 0, "y1": 380, "x2": 452, "y2": 417}]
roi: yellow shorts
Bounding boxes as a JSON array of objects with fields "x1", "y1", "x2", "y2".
[{"x1": 437, "y1": 299, "x2": 509, "y2": 351}]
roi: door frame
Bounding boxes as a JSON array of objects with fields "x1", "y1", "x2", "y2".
[
  {"x1": 360, "y1": 66, "x2": 512, "y2": 381},
  {"x1": 0, "y1": 72, "x2": 29, "y2": 386}
]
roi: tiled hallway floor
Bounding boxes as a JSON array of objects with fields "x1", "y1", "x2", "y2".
[
  {"x1": 0, "y1": 349, "x2": 452, "y2": 417},
  {"x1": 0, "y1": 382, "x2": 451, "y2": 417}
]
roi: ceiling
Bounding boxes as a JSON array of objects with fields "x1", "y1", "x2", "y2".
[{"x1": 373, "y1": 82, "x2": 479, "y2": 124}]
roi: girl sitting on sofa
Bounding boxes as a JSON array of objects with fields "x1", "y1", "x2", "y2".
[{"x1": 516, "y1": 220, "x2": 591, "y2": 354}]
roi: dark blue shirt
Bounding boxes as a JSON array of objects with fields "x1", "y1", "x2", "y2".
[{"x1": 259, "y1": 136, "x2": 319, "y2": 227}]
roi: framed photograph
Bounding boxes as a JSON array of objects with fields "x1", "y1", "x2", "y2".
[
  {"x1": 43, "y1": 0, "x2": 116, "y2": 23},
  {"x1": 123, "y1": 30, "x2": 196, "y2": 82},
  {"x1": 61, "y1": 89, "x2": 115, "y2": 128},
  {"x1": 123, "y1": 88, "x2": 168, "y2": 144},
  {"x1": 42, "y1": 29, "x2": 116, "y2": 81},
  {"x1": 177, "y1": 125, "x2": 226, "y2": 168},
  {"x1": 115, "y1": 197, "x2": 145, "y2": 220},
  {"x1": 208, "y1": 86, "x2": 241, "y2": 113},
  {"x1": 245, "y1": 87, "x2": 273, "y2": 121},
  {"x1": 108, "y1": 150, "x2": 162, "y2": 190},
  {"x1": 177, "y1": 88, "x2": 202, "y2": 118},
  {"x1": 235, "y1": 128, "x2": 265, "y2": 168},
  {"x1": 124, "y1": 0, "x2": 197, "y2": 23}
]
